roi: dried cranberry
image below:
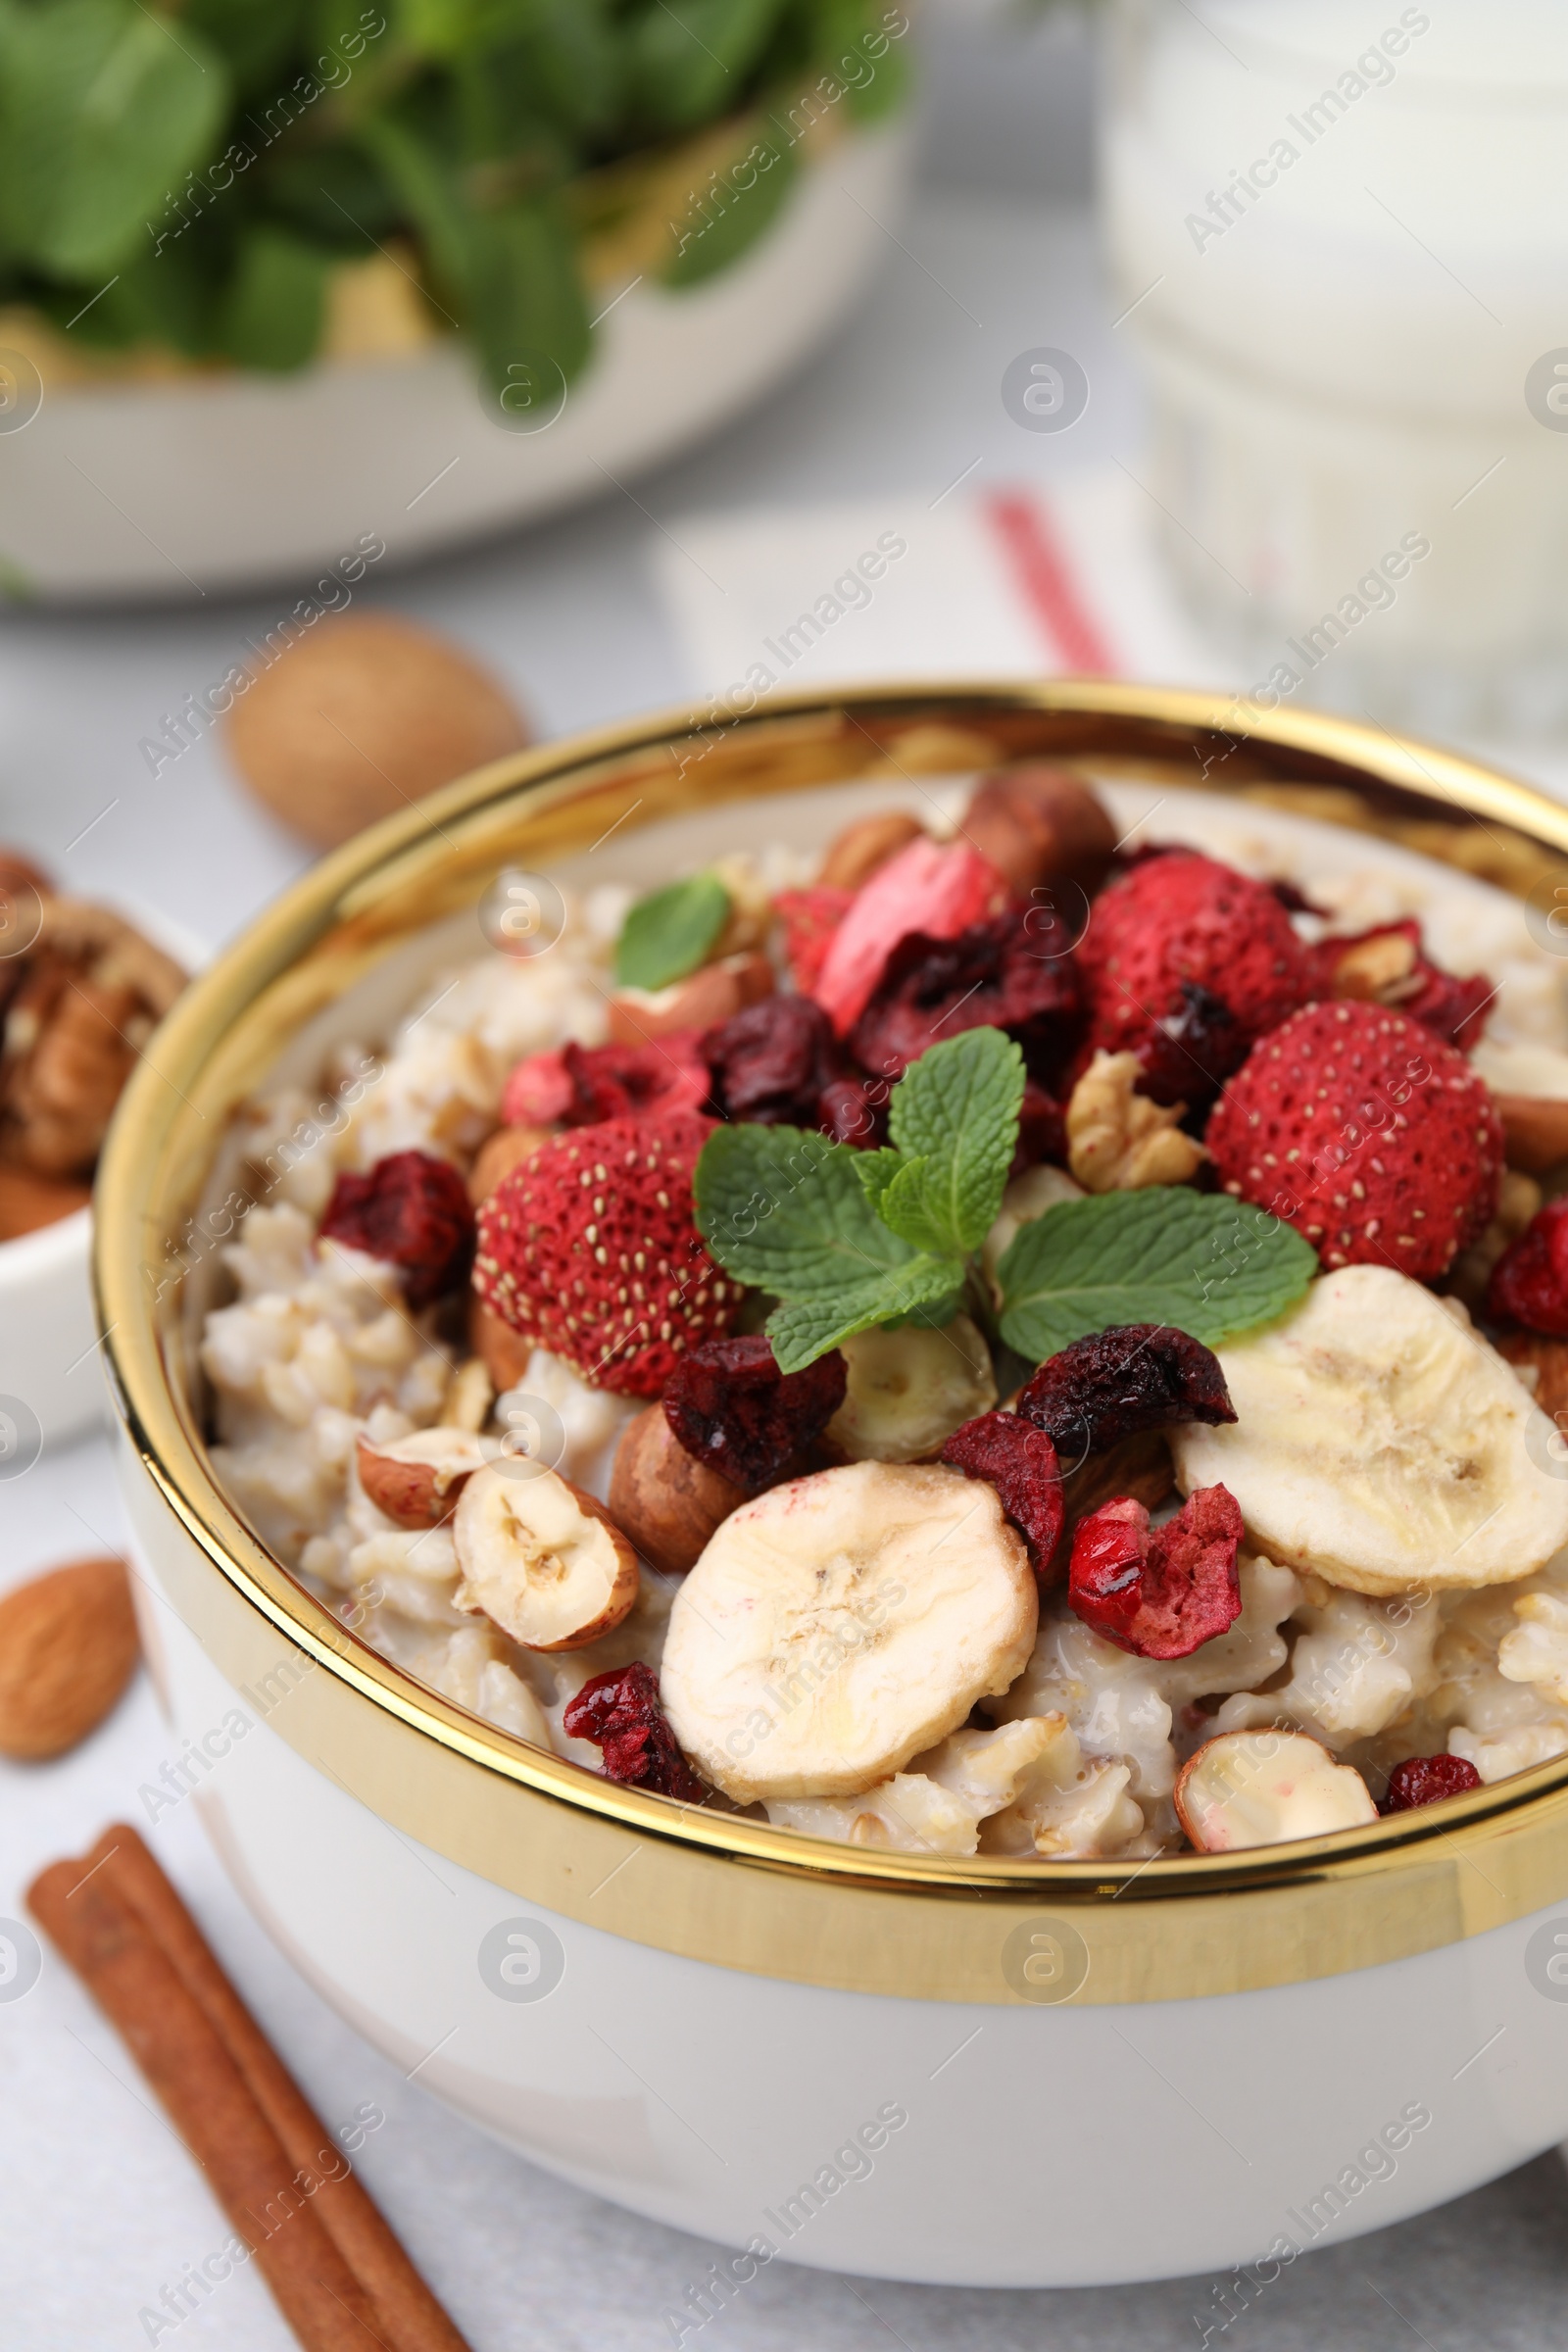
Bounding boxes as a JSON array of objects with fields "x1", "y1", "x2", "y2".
[
  {"x1": 319, "y1": 1151, "x2": 474, "y2": 1307},
  {"x1": 1011, "y1": 1079, "x2": 1066, "y2": 1174},
  {"x1": 1487, "y1": 1199, "x2": 1568, "y2": 1337},
  {"x1": 663, "y1": 1333, "x2": 847, "y2": 1494},
  {"x1": 1015, "y1": 1326, "x2": 1236, "y2": 1465},
  {"x1": 848, "y1": 912, "x2": 1083, "y2": 1085},
  {"x1": 942, "y1": 1410, "x2": 1064, "y2": 1578},
  {"x1": 502, "y1": 1038, "x2": 710, "y2": 1128},
  {"x1": 1133, "y1": 982, "x2": 1242, "y2": 1106},
  {"x1": 702, "y1": 996, "x2": 837, "y2": 1126},
  {"x1": 1068, "y1": 1484, "x2": 1243, "y2": 1658},
  {"x1": 564, "y1": 1663, "x2": 707, "y2": 1802},
  {"x1": 1380, "y1": 1753, "x2": 1483, "y2": 1814},
  {"x1": 816, "y1": 1075, "x2": 888, "y2": 1148},
  {"x1": 774, "y1": 887, "x2": 854, "y2": 994}
]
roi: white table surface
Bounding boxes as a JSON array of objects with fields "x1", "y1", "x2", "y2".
[{"x1": 5, "y1": 81, "x2": 1568, "y2": 2348}]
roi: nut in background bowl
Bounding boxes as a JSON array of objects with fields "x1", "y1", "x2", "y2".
[{"x1": 91, "y1": 683, "x2": 1568, "y2": 2286}]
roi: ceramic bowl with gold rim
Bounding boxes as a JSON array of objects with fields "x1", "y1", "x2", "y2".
[{"x1": 98, "y1": 684, "x2": 1568, "y2": 2289}]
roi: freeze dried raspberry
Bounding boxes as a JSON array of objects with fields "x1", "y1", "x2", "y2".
[
  {"x1": 1068, "y1": 1485, "x2": 1244, "y2": 1659},
  {"x1": 702, "y1": 995, "x2": 837, "y2": 1126},
  {"x1": 1012, "y1": 1079, "x2": 1066, "y2": 1175},
  {"x1": 817, "y1": 1075, "x2": 888, "y2": 1148},
  {"x1": 942, "y1": 1410, "x2": 1064, "y2": 1579},
  {"x1": 1076, "y1": 850, "x2": 1315, "y2": 1096},
  {"x1": 1015, "y1": 1326, "x2": 1235, "y2": 1465},
  {"x1": 774, "y1": 887, "x2": 854, "y2": 994},
  {"x1": 1487, "y1": 1198, "x2": 1568, "y2": 1337},
  {"x1": 502, "y1": 1038, "x2": 709, "y2": 1128},
  {"x1": 849, "y1": 913, "x2": 1083, "y2": 1084},
  {"x1": 474, "y1": 1112, "x2": 737, "y2": 1396},
  {"x1": 318, "y1": 1150, "x2": 474, "y2": 1308},
  {"x1": 812, "y1": 839, "x2": 1010, "y2": 1035},
  {"x1": 1380, "y1": 1753, "x2": 1483, "y2": 1814},
  {"x1": 1132, "y1": 981, "x2": 1241, "y2": 1107},
  {"x1": 1207, "y1": 1001, "x2": 1504, "y2": 1279},
  {"x1": 663, "y1": 1334, "x2": 847, "y2": 1494},
  {"x1": 564, "y1": 1662, "x2": 707, "y2": 1801}
]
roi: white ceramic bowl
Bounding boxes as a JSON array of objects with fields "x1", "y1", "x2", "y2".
[
  {"x1": 0, "y1": 123, "x2": 909, "y2": 604},
  {"x1": 98, "y1": 685, "x2": 1568, "y2": 2287}
]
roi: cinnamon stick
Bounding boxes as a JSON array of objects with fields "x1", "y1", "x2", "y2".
[
  {"x1": 29, "y1": 1831, "x2": 472, "y2": 2352},
  {"x1": 80, "y1": 1827, "x2": 470, "y2": 2352}
]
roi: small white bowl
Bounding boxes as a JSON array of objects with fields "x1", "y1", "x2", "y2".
[{"x1": 0, "y1": 903, "x2": 207, "y2": 1450}]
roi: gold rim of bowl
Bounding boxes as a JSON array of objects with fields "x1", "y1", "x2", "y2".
[{"x1": 95, "y1": 680, "x2": 1568, "y2": 2005}]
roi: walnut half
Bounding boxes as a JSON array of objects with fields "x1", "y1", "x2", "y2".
[{"x1": 1066, "y1": 1050, "x2": 1206, "y2": 1193}]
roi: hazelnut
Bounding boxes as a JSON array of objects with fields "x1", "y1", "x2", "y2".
[
  {"x1": 608, "y1": 951, "x2": 774, "y2": 1045},
  {"x1": 453, "y1": 1464, "x2": 639, "y2": 1651},
  {"x1": 609, "y1": 1405, "x2": 744, "y2": 1573},
  {"x1": 469, "y1": 1294, "x2": 533, "y2": 1393},
  {"x1": 816, "y1": 810, "x2": 927, "y2": 891},
  {"x1": 959, "y1": 766, "x2": 1116, "y2": 897},
  {"x1": 467, "y1": 1123, "x2": 553, "y2": 1205},
  {"x1": 357, "y1": 1427, "x2": 499, "y2": 1529},
  {"x1": 1498, "y1": 1332, "x2": 1568, "y2": 1426},
  {"x1": 1174, "y1": 1730, "x2": 1377, "y2": 1851},
  {"x1": 224, "y1": 614, "x2": 529, "y2": 849},
  {"x1": 1494, "y1": 1094, "x2": 1568, "y2": 1175}
]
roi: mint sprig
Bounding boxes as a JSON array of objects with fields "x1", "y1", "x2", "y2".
[
  {"x1": 695, "y1": 1026, "x2": 1319, "y2": 1374},
  {"x1": 614, "y1": 872, "x2": 730, "y2": 992},
  {"x1": 996, "y1": 1191, "x2": 1317, "y2": 1361}
]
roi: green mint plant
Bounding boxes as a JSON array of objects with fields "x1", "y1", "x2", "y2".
[
  {"x1": 695, "y1": 1027, "x2": 1318, "y2": 1373},
  {"x1": 0, "y1": 0, "x2": 909, "y2": 395}
]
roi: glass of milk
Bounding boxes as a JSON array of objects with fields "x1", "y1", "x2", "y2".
[{"x1": 1102, "y1": 0, "x2": 1568, "y2": 737}]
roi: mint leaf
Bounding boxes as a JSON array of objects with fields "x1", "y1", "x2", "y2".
[
  {"x1": 872, "y1": 1155, "x2": 957, "y2": 1258},
  {"x1": 696, "y1": 1125, "x2": 922, "y2": 1295},
  {"x1": 216, "y1": 229, "x2": 330, "y2": 372},
  {"x1": 615, "y1": 872, "x2": 729, "y2": 992},
  {"x1": 764, "y1": 1255, "x2": 965, "y2": 1375},
  {"x1": 997, "y1": 1191, "x2": 1317, "y2": 1362},
  {"x1": 887, "y1": 1029, "x2": 1025, "y2": 1257}
]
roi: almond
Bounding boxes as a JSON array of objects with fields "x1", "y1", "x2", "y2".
[
  {"x1": 0, "y1": 1556, "x2": 139, "y2": 1760},
  {"x1": 357, "y1": 1427, "x2": 500, "y2": 1529},
  {"x1": 0, "y1": 1164, "x2": 92, "y2": 1241},
  {"x1": 609, "y1": 1405, "x2": 745, "y2": 1573},
  {"x1": 1494, "y1": 1093, "x2": 1568, "y2": 1175},
  {"x1": 607, "y1": 951, "x2": 773, "y2": 1044},
  {"x1": 816, "y1": 810, "x2": 926, "y2": 891},
  {"x1": 467, "y1": 1122, "x2": 553, "y2": 1205},
  {"x1": 959, "y1": 766, "x2": 1116, "y2": 897}
]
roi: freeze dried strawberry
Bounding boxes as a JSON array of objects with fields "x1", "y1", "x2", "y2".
[
  {"x1": 812, "y1": 839, "x2": 1010, "y2": 1036},
  {"x1": 1076, "y1": 850, "x2": 1315, "y2": 1096},
  {"x1": 1487, "y1": 1197, "x2": 1568, "y2": 1337},
  {"x1": 1068, "y1": 1485, "x2": 1244, "y2": 1659},
  {"x1": 1132, "y1": 981, "x2": 1241, "y2": 1107},
  {"x1": 473, "y1": 1112, "x2": 737, "y2": 1396},
  {"x1": 1311, "y1": 919, "x2": 1494, "y2": 1052},
  {"x1": 942, "y1": 1410, "x2": 1064, "y2": 1579},
  {"x1": 774, "y1": 887, "x2": 853, "y2": 994},
  {"x1": 564, "y1": 1662, "x2": 707, "y2": 1801},
  {"x1": 1015, "y1": 1326, "x2": 1235, "y2": 1465},
  {"x1": 502, "y1": 1038, "x2": 709, "y2": 1128},
  {"x1": 849, "y1": 913, "x2": 1082, "y2": 1084},
  {"x1": 702, "y1": 995, "x2": 837, "y2": 1126},
  {"x1": 319, "y1": 1150, "x2": 474, "y2": 1307},
  {"x1": 1207, "y1": 1001, "x2": 1504, "y2": 1279},
  {"x1": 663, "y1": 1333, "x2": 847, "y2": 1494},
  {"x1": 1380, "y1": 1753, "x2": 1482, "y2": 1814}
]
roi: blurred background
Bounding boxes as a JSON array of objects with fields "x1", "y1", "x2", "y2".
[{"x1": 8, "y1": 2, "x2": 1568, "y2": 2342}]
